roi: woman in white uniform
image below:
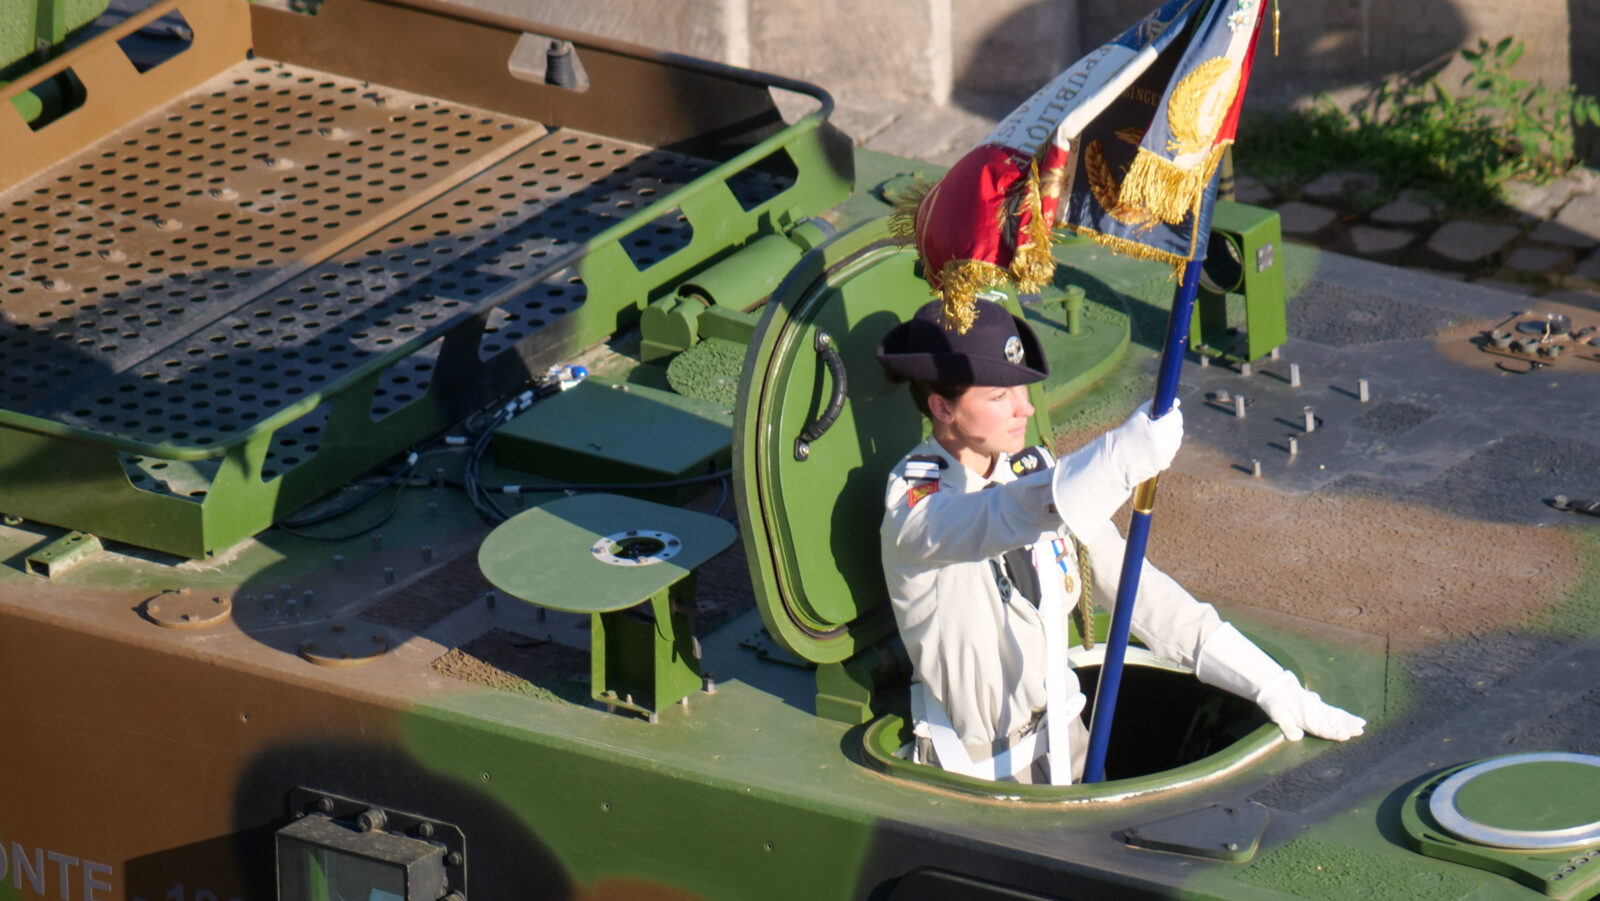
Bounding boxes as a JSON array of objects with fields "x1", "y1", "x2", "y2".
[{"x1": 877, "y1": 298, "x2": 1364, "y2": 785}]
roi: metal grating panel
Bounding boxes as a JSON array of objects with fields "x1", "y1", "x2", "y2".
[
  {"x1": 1, "y1": 58, "x2": 540, "y2": 428},
  {"x1": 0, "y1": 23, "x2": 834, "y2": 557},
  {"x1": 1, "y1": 61, "x2": 795, "y2": 451}
]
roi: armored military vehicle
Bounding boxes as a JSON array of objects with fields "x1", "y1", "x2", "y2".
[{"x1": 2, "y1": 0, "x2": 1599, "y2": 899}]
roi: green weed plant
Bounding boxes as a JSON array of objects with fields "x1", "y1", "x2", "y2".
[{"x1": 1238, "y1": 38, "x2": 1600, "y2": 212}]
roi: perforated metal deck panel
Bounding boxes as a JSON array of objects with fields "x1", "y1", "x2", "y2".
[
  {"x1": 0, "y1": 33, "x2": 839, "y2": 555},
  {"x1": 3, "y1": 60, "x2": 789, "y2": 446},
  {"x1": 9, "y1": 64, "x2": 514, "y2": 405}
]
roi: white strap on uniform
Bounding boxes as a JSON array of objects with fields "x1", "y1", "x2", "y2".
[
  {"x1": 1036, "y1": 541, "x2": 1085, "y2": 785},
  {"x1": 911, "y1": 682, "x2": 1045, "y2": 781}
]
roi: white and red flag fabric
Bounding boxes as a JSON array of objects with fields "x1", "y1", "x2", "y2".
[{"x1": 891, "y1": 0, "x2": 1269, "y2": 333}]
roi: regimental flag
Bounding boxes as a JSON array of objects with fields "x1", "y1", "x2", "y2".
[
  {"x1": 891, "y1": 0, "x2": 1268, "y2": 333},
  {"x1": 1063, "y1": 0, "x2": 1265, "y2": 274}
]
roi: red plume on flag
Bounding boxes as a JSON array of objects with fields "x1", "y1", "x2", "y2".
[{"x1": 887, "y1": 142, "x2": 1069, "y2": 335}]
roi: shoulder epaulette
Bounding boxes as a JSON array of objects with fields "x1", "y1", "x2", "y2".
[
  {"x1": 901, "y1": 454, "x2": 946, "y2": 483},
  {"x1": 1009, "y1": 444, "x2": 1054, "y2": 477}
]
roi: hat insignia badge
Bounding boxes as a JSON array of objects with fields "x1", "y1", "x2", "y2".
[{"x1": 1004, "y1": 335, "x2": 1025, "y2": 365}]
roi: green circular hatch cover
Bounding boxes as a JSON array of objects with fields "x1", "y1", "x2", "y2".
[{"x1": 1430, "y1": 752, "x2": 1600, "y2": 850}]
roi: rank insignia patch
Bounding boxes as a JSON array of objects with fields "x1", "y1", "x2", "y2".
[{"x1": 1010, "y1": 445, "x2": 1054, "y2": 476}]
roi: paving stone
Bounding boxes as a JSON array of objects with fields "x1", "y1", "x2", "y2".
[
  {"x1": 1576, "y1": 249, "x2": 1600, "y2": 282},
  {"x1": 1369, "y1": 198, "x2": 1434, "y2": 227},
  {"x1": 1233, "y1": 175, "x2": 1273, "y2": 206},
  {"x1": 1528, "y1": 219, "x2": 1599, "y2": 249},
  {"x1": 1552, "y1": 191, "x2": 1600, "y2": 246},
  {"x1": 1423, "y1": 220, "x2": 1520, "y2": 268},
  {"x1": 1569, "y1": 167, "x2": 1600, "y2": 192},
  {"x1": 827, "y1": 93, "x2": 904, "y2": 145},
  {"x1": 1347, "y1": 225, "x2": 1416, "y2": 263},
  {"x1": 1504, "y1": 244, "x2": 1572, "y2": 275},
  {"x1": 1300, "y1": 170, "x2": 1380, "y2": 202},
  {"x1": 1544, "y1": 289, "x2": 1600, "y2": 312},
  {"x1": 1276, "y1": 201, "x2": 1339, "y2": 238},
  {"x1": 863, "y1": 103, "x2": 996, "y2": 162},
  {"x1": 1398, "y1": 188, "x2": 1444, "y2": 213},
  {"x1": 1504, "y1": 176, "x2": 1584, "y2": 220},
  {"x1": 1468, "y1": 278, "x2": 1537, "y2": 296}
]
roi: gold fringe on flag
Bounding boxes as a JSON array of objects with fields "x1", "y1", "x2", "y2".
[
  {"x1": 886, "y1": 163, "x2": 1063, "y2": 334},
  {"x1": 886, "y1": 177, "x2": 934, "y2": 244},
  {"x1": 933, "y1": 259, "x2": 1011, "y2": 334},
  {"x1": 1060, "y1": 225, "x2": 1191, "y2": 283},
  {"x1": 1115, "y1": 143, "x2": 1229, "y2": 226},
  {"x1": 1008, "y1": 161, "x2": 1059, "y2": 295}
]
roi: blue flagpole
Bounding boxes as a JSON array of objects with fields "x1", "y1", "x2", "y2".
[{"x1": 1082, "y1": 256, "x2": 1205, "y2": 783}]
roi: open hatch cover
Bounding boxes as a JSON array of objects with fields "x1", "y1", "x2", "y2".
[{"x1": 733, "y1": 220, "x2": 1052, "y2": 664}]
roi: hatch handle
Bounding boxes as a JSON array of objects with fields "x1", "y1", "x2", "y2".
[{"x1": 795, "y1": 330, "x2": 846, "y2": 461}]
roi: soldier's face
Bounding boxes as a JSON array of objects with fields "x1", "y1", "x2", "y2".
[{"x1": 930, "y1": 384, "x2": 1035, "y2": 460}]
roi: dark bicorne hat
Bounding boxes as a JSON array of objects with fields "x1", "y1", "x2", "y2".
[{"x1": 876, "y1": 298, "x2": 1049, "y2": 387}]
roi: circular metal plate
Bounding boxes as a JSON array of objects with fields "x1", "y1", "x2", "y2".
[
  {"x1": 590, "y1": 529, "x2": 682, "y2": 567},
  {"x1": 1429, "y1": 752, "x2": 1600, "y2": 851},
  {"x1": 478, "y1": 494, "x2": 735, "y2": 614},
  {"x1": 145, "y1": 590, "x2": 232, "y2": 630},
  {"x1": 298, "y1": 623, "x2": 389, "y2": 667}
]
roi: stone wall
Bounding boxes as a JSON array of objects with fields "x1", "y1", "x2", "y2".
[
  {"x1": 1086, "y1": 0, "x2": 1577, "y2": 112},
  {"x1": 460, "y1": 0, "x2": 1592, "y2": 116}
]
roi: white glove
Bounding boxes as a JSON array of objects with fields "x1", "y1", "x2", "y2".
[
  {"x1": 1103, "y1": 400, "x2": 1183, "y2": 488},
  {"x1": 1050, "y1": 400, "x2": 1183, "y2": 537},
  {"x1": 1255, "y1": 671, "x2": 1367, "y2": 741},
  {"x1": 1195, "y1": 624, "x2": 1366, "y2": 742}
]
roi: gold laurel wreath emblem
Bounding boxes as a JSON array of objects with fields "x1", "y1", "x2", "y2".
[
  {"x1": 1085, "y1": 140, "x2": 1154, "y2": 227},
  {"x1": 1166, "y1": 57, "x2": 1241, "y2": 156}
]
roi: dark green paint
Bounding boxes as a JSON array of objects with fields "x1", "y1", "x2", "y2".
[
  {"x1": 491, "y1": 378, "x2": 734, "y2": 496},
  {"x1": 1188, "y1": 201, "x2": 1287, "y2": 364},
  {"x1": 0, "y1": 84, "x2": 847, "y2": 559},
  {"x1": 1402, "y1": 765, "x2": 1600, "y2": 899},
  {"x1": 1455, "y1": 762, "x2": 1600, "y2": 832},
  {"x1": 479, "y1": 493, "x2": 735, "y2": 716}
]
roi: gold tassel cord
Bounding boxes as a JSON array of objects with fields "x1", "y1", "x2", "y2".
[
  {"x1": 1070, "y1": 534, "x2": 1095, "y2": 650},
  {"x1": 1274, "y1": 0, "x2": 1280, "y2": 57},
  {"x1": 935, "y1": 259, "x2": 1011, "y2": 334}
]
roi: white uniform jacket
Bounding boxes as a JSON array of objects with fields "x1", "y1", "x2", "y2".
[{"x1": 880, "y1": 435, "x2": 1226, "y2": 749}]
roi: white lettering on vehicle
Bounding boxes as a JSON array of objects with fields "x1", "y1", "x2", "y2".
[{"x1": 0, "y1": 841, "x2": 114, "y2": 901}]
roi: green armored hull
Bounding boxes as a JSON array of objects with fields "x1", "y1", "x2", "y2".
[{"x1": 1, "y1": 2, "x2": 1598, "y2": 900}]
